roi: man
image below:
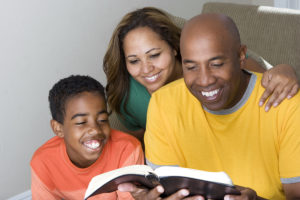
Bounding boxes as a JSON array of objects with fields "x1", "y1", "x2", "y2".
[{"x1": 119, "y1": 13, "x2": 300, "y2": 200}]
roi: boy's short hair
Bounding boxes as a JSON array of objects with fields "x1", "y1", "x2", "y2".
[{"x1": 49, "y1": 75, "x2": 106, "y2": 124}]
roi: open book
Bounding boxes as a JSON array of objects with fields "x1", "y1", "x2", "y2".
[{"x1": 84, "y1": 165, "x2": 240, "y2": 199}]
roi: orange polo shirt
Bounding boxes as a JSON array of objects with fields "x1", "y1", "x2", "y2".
[{"x1": 31, "y1": 129, "x2": 144, "y2": 200}]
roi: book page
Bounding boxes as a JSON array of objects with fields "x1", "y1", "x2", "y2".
[
  {"x1": 154, "y1": 166, "x2": 233, "y2": 185},
  {"x1": 85, "y1": 165, "x2": 153, "y2": 199}
]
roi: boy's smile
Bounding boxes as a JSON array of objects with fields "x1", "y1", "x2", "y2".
[{"x1": 54, "y1": 91, "x2": 110, "y2": 168}]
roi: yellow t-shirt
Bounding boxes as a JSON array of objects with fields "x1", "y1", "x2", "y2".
[{"x1": 145, "y1": 72, "x2": 300, "y2": 199}]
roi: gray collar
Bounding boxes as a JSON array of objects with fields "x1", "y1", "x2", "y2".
[{"x1": 203, "y1": 71, "x2": 257, "y2": 115}]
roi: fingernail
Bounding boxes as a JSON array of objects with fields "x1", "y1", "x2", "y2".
[
  {"x1": 224, "y1": 196, "x2": 233, "y2": 200},
  {"x1": 265, "y1": 106, "x2": 270, "y2": 112},
  {"x1": 156, "y1": 185, "x2": 164, "y2": 193},
  {"x1": 273, "y1": 102, "x2": 278, "y2": 107},
  {"x1": 287, "y1": 95, "x2": 292, "y2": 99},
  {"x1": 259, "y1": 101, "x2": 263, "y2": 106},
  {"x1": 180, "y1": 189, "x2": 189, "y2": 196}
]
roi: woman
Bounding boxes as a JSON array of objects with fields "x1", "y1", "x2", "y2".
[{"x1": 103, "y1": 7, "x2": 299, "y2": 144}]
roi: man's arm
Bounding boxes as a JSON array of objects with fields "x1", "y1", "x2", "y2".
[{"x1": 283, "y1": 182, "x2": 300, "y2": 200}]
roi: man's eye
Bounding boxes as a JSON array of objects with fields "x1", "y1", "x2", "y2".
[
  {"x1": 150, "y1": 53, "x2": 160, "y2": 58},
  {"x1": 75, "y1": 122, "x2": 86, "y2": 125},
  {"x1": 186, "y1": 66, "x2": 196, "y2": 71},
  {"x1": 212, "y1": 63, "x2": 224, "y2": 67}
]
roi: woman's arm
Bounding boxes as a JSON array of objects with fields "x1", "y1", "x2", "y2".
[{"x1": 243, "y1": 58, "x2": 299, "y2": 112}]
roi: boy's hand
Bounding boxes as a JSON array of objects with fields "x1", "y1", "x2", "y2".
[{"x1": 118, "y1": 183, "x2": 204, "y2": 200}]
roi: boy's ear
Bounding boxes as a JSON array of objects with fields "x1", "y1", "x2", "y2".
[
  {"x1": 239, "y1": 44, "x2": 247, "y2": 69},
  {"x1": 50, "y1": 119, "x2": 64, "y2": 138}
]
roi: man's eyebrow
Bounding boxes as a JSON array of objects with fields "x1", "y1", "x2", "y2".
[
  {"x1": 182, "y1": 59, "x2": 196, "y2": 64},
  {"x1": 209, "y1": 56, "x2": 224, "y2": 61}
]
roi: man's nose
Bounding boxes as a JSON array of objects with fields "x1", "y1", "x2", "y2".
[{"x1": 196, "y1": 68, "x2": 216, "y2": 87}]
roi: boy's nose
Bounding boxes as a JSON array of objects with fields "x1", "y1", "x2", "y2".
[{"x1": 87, "y1": 124, "x2": 102, "y2": 135}]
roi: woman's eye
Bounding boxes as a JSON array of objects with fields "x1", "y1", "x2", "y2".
[
  {"x1": 129, "y1": 60, "x2": 138, "y2": 64},
  {"x1": 150, "y1": 53, "x2": 160, "y2": 58}
]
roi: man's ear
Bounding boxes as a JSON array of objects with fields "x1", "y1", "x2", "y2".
[
  {"x1": 239, "y1": 44, "x2": 247, "y2": 69},
  {"x1": 50, "y1": 119, "x2": 64, "y2": 138}
]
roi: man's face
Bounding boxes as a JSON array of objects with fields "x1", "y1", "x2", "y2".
[{"x1": 181, "y1": 29, "x2": 246, "y2": 111}]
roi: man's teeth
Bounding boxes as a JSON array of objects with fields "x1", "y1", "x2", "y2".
[
  {"x1": 85, "y1": 141, "x2": 100, "y2": 149},
  {"x1": 145, "y1": 73, "x2": 159, "y2": 81},
  {"x1": 201, "y1": 89, "x2": 219, "y2": 97}
]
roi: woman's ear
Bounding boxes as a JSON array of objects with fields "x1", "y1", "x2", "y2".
[
  {"x1": 173, "y1": 49, "x2": 177, "y2": 56},
  {"x1": 50, "y1": 119, "x2": 64, "y2": 138},
  {"x1": 239, "y1": 45, "x2": 247, "y2": 68}
]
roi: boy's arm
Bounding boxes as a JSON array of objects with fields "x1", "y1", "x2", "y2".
[{"x1": 31, "y1": 169, "x2": 60, "y2": 200}]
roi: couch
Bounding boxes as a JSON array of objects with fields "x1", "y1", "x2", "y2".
[{"x1": 109, "y1": 2, "x2": 300, "y2": 132}]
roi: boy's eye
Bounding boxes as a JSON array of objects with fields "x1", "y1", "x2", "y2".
[
  {"x1": 75, "y1": 121, "x2": 86, "y2": 125},
  {"x1": 98, "y1": 119, "x2": 109, "y2": 124}
]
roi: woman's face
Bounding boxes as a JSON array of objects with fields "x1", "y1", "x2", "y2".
[{"x1": 123, "y1": 27, "x2": 177, "y2": 94}]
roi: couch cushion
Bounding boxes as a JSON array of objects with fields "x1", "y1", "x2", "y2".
[{"x1": 202, "y1": 2, "x2": 300, "y2": 78}]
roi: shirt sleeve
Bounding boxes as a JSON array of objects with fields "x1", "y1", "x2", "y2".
[
  {"x1": 31, "y1": 169, "x2": 60, "y2": 200},
  {"x1": 278, "y1": 96, "x2": 300, "y2": 182}
]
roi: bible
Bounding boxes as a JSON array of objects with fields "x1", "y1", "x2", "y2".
[{"x1": 84, "y1": 165, "x2": 240, "y2": 199}]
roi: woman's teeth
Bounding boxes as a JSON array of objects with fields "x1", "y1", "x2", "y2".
[{"x1": 145, "y1": 73, "x2": 159, "y2": 82}]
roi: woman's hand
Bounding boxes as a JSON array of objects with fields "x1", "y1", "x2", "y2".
[
  {"x1": 118, "y1": 183, "x2": 204, "y2": 200},
  {"x1": 260, "y1": 64, "x2": 299, "y2": 111}
]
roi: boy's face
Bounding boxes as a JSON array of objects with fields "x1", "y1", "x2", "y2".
[{"x1": 52, "y1": 91, "x2": 110, "y2": 168}]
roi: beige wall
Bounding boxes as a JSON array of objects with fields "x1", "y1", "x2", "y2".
[{"x1": 251, "y1": 0, "x2": 274, "y2": 6}]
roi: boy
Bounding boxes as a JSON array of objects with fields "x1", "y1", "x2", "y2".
[{"x1": 31, "y1": 75, "x2": 144, "y2": 199}]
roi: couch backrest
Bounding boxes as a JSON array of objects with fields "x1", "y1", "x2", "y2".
[{"x1": 202, "y1": 2, "x2": 300, "y2": 78}]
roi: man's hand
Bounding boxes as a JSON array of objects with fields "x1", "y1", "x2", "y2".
[
  {"x1": 224, "y1": 185, "x2": 267, "y2": 200},
  {"x1": 118, "y1": 183, "x2": 204, "y2": 200}
]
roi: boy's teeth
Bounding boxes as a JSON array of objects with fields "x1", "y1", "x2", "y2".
[
  {"x1": 84, "y1": 140, "x2": 100, "y2": 149},
  {"x1": 201, "y1": 89, "x2": 219, "y2": 97}
]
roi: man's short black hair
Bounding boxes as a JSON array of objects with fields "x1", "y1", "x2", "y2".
[{"x1": 48, "y1": 75, "x2": 106, "y2": 124}]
